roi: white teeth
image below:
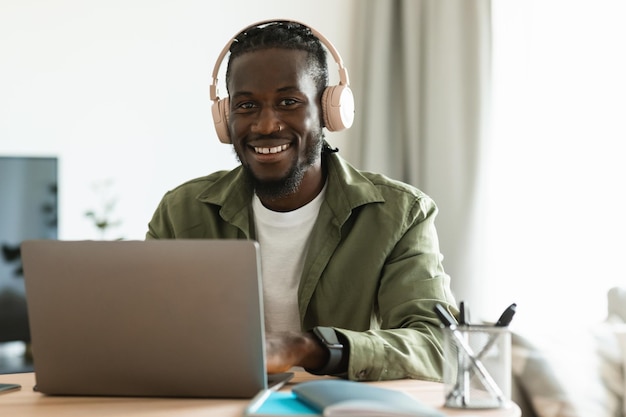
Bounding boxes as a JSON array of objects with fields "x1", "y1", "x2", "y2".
[{"x1": 254, "y1": 144, "x2": 289, "y2": 154}]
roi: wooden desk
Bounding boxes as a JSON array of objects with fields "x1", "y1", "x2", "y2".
[{"x1": 0, "y1": 372, "x2": 520, "y2": 416}]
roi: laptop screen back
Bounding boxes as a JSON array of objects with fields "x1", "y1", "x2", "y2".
[{"x1": 21, "y1": 239, "x2": 266, "y2": 398}]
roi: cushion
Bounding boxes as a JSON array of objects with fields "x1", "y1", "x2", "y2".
[
  {"x1": 607, "y1": 287, "x2": 626, "y2": 416},
  {"x1": 615, "y1": 329, "x2": 626, "y2": 417},
  {"x1": 512, "y1": 321, "x2": 624, "y2": 417},
  {"x1": 512, "y1": 287, "x2": 626, "y2": 417},
  {"x1": 608, "y1": 287, "x2": 626, "y2": 322}
]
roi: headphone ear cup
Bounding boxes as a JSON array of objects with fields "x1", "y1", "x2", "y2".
[
  {"x1": 211, "y1": 97, "x2": 231, "y2": 144},
  {"x1": 321, "y1": 84, "x2": 355, "y2": 132}
]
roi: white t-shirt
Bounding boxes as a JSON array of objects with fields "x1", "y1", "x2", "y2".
[{"x1": 252, "y1": 185, "x2": 326, "y2": 333}]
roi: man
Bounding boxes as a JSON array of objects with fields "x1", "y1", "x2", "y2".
[{"x1": 146, "y1": 20, "x2": 457, "y2": 382}]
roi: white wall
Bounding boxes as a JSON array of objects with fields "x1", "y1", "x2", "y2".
[{"x1": 0, "y1": 0, "x2": 355, "y2": 240}]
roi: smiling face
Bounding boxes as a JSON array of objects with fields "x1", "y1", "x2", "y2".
[{"x1": 227, "y1": 48, "x2": 325, "y2": 211}]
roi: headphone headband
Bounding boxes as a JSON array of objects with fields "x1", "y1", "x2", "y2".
[
  {"x1": 210, "y1": 19, "x2": 350, "y2": 102},
  {"x1": 210, "y1": 19, "x2": 354, "y2": 143}
]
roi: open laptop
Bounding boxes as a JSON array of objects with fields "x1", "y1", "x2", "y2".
[{"x1": 20, "y1": 239, "x2": 292, "y2": 398}]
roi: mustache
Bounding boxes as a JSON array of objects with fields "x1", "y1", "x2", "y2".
[{"x1": 245, "y1": 133, "x2": 289, "y2": 142}]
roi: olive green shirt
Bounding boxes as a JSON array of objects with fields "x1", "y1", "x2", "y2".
[{"x1": 146, "y1": 152, "x2": 457, "y2": 382}]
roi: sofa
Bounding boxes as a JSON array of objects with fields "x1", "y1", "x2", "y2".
[{"x1": 511, "y1": 287, "x2": 626, "y2": 417}]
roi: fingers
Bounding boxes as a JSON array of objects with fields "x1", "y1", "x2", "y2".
[{"x1": 264, "y1": 331, "x2": 327, "y2": 372}]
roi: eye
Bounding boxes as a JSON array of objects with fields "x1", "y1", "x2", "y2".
[
  {"x1": 279, "y1": 98, "x2": 299, "y2": 107},
  {"x1": 237, "y1": 101, "x2": 256, "y2": 110},
  {"x1": 232, "y1": 100, "x2": 257, "y2": 113}
]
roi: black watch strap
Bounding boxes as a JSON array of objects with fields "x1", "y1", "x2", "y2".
[{"x1": 306, "y1": 326, "x2": 344, "y2": 375}]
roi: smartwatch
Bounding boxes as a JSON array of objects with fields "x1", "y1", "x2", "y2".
[{"x1": 307, "y1": 326, "x2": 344, "y2": 375}]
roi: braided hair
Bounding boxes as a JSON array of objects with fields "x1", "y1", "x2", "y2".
[{"x1": 225, "y1": 21, "x2": 329, "y2": 96}]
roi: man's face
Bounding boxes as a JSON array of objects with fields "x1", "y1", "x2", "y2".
[{"x1": 227, "y1": 48, "x2": 324, "y2": 200}]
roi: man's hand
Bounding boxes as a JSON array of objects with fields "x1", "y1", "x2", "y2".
[{"x1": 265, "y1": 331, "x2": 329, "y2": 374}]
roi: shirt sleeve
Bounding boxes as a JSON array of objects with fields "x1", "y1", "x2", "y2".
[{"x1": 335, "y1": 196, "x2": 457, "y2": 382}]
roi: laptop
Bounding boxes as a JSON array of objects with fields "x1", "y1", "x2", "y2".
[{"x1": 20, "y1": 239, "x2": 292, "y2": 398}]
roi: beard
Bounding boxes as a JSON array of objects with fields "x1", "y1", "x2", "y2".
[
  {"x1": 236, "y1": 132, "x2": 324, "y2": 201},
  {"x1": 251, "y1": 163, "x2": 306, "y2": 200}
]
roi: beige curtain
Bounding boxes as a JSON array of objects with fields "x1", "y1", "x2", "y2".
[{"x1": 344, "y1": 0, "x2": 492, "y2": 317}]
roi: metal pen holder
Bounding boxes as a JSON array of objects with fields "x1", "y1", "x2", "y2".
[{"x1": 442, "y1": 325, "x2": 511, "y2": 409}]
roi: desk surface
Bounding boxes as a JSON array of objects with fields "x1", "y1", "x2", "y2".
[{"x1": 0, "y1": 372, "x2": 520, "y2": 417}]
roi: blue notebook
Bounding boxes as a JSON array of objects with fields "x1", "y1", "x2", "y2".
[
  {"x1": 246, "y1": 392, "x2": 320, "y2": 416},
  {"x1": 244, "y1": 379, "x2": 444, "y2": 417}
]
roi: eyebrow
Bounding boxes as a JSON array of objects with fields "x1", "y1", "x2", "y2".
[{"x1": 231, "y1": 86, "x2": 304, "y2": 99}]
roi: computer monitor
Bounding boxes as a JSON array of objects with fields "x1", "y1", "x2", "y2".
[{"x1": 0, "y1": 156, "x2": 58, "y2": 343}]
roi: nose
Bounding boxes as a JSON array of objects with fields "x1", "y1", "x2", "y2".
[{"x1": 251, "y1": 106, "x2": 281, "y2": 135}]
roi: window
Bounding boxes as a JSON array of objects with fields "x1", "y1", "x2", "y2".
[{"x1": 488, "y1": 1, "x2": 626, "y2": 324}]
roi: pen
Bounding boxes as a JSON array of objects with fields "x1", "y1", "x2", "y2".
[
  {"x1": 244, "y1": 389, "x2": 273, "y2": 415},
  {"x1": 495, "y1": 303, "x2": 517, "y2": 327},
  {"x1": 457, "y1": 301, "x2": 469, "y2": 405},
  {"x1": 459, "y1": 301, "x2": 467, "y2": 325}
]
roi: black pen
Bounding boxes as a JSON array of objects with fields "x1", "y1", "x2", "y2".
[
  {"x1": 459, "y1": 301, "x2": 467, "y2": 325},
  {"x1": 495, "y1": 303, "x2": 517, "y2": 327},
  {"x1": 434, "y1": 303, "x2": 457, "y2": 327}
]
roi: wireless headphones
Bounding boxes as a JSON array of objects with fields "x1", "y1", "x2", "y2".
[{"x1": 209, "y1": 19, "x2": 355, "y2": 144}]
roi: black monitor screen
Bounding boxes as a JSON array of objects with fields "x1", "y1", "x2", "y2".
[{"x1": 0, "y1": 156, "x2": 58, "y2": 342}]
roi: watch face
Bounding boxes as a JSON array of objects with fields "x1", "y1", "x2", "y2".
[
  {"x1": 315, "y1": 326, "x2": 342, "y2": 348},
  {"x1": 307, "y1": 327, "x2": 345, "y2": 375}
]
